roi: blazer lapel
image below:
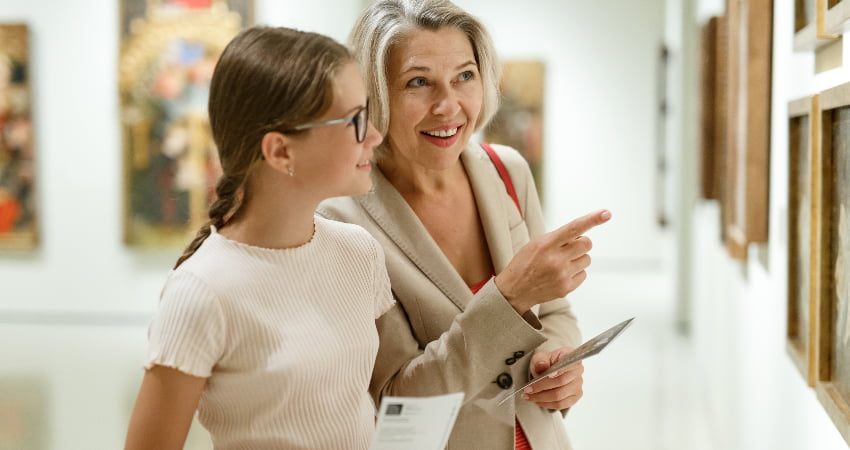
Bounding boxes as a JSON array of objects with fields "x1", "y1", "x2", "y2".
[
  {"x1": 356, "y1": 167, "x2": 473, "y2": 311},
  {"x1": 462, "y1": 145, "x2": 519, "y2": 273}
]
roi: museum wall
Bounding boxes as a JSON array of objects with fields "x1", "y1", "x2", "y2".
[{"x1": 681, "y1": 0, "x2": 850, "y2": 448}]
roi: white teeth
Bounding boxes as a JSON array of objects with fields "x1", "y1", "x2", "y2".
[{"x1": 424, "y1": 128, "x2": 458, "y2": 138}]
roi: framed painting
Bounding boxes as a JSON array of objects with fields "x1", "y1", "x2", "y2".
[
  {"x1": 0, "y1": 24, "x2": 36, "y2": 250},
  {"x1": 787, "y1": 96, "x2": 817, "y2": 386},
  {"x1": 814, "y1": 81, "x2": 850, "y2": 446},
  {"x1": 699, "y1": 16, "x2": 727, "y2": 201},
  {"x1": 795, "y1": 0, "x2": 839, "y2": 50},
  {"x1": 483, "y1": 60, "x2": 545, "y2": 201},
  {"x1": 119, "y1": 0, "x2": 253, "y2": 247},
  {"x1": 722, "y1": 0, "x2": 772, "y2": 260}
]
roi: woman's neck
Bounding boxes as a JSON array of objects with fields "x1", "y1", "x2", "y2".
[{"x1": 379, "y1": 156, "x2": 467, "y2": 198}]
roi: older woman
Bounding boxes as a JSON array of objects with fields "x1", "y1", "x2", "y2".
[{"x1": 318, "y1": 1, "x2": 610, "y2": 448}]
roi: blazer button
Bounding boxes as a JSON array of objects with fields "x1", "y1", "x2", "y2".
[
  {"x1": 496, "y1": 372, "x2": 513, "y2": 389},
  {"x1": 505, "y1": 350, "x2": 525, "y2": 366}
]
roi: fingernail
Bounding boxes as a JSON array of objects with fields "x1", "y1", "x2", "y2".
[
  {"x1": 524, "y1": 387, "x2": 533, "y2": 394},
  {"x1": 600, "y1": 210, "x2": 611, "y2": 220},
  {"x1": 522, "y1": 394, "x2": 529, "y2": 400}
]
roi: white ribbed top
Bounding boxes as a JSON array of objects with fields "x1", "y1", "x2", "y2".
[{"x1": 146, "y1": 216, "x2": 395, "y2": 449}]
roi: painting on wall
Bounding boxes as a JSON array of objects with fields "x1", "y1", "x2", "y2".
[
  {"x1": 787, "y1": 96, "x2": 816, "y2": 385},
  {"x1": 815, "y1": 83, "x2": 850, "y2": 445},
  {"x1": 721, "y1": 0, "x2": 772, "y2": 260},
  {"x1": 483, "y1": 60, "x2": 545, "y2": 201},
  {"x1": 0, "y1": 24, "x2": 36, "y2": 250},
  {"x1": 119, "y1": 0, "x2": 253, "y2": 247},
  {"x1": 0, "y1": 377, "x2": 48, "y2": 450}
]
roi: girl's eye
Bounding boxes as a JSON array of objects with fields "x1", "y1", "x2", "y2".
[
  {"x1": 459, "y1": 71, "x2": 474, "y2": 81},
  {"x1": 407, "y1": 77, "x2": 427, "y2": 87}
]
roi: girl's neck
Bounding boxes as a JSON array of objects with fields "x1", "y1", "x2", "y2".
[{"x1": 219, "y1": 194, "x2": 317, "y2": 250}]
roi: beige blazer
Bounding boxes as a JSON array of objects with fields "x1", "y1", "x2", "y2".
[{"x1": 318, "y1": 143, "x2": 581, "y2": 449}]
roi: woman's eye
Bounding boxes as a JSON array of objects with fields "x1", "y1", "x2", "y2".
[
  {"x1": 407, "y1": 77, "x2": 427, "y2": 87},
  {"x1": 459, "y1": 71, "x2": 474, "y2": 81}
]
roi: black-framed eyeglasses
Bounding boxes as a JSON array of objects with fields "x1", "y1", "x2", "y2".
[{"x1": 293, "y1": 100, "x2": 369, "y2": 143}]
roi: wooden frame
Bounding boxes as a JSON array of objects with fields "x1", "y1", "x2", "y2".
[
  {"x1": 814, "y1": 82, "x2": 850, "y2": 446},
  {"x1": 722, "y1": 0, "x2": 773, "y2": 260},
  {"x1": 787, "y1": 96, "x2": 818, "y2": 386},
  {"x1": 0, "y1": 24, "x2": 37, "y2": 250},
  {"x1": 796, "y1": 0, "x2": 840, "y2": 51},
  {"x1": 825, "y1": 0, "x2": 850, "y2": 34},
  {"x1": 699, "y1": 16, "x2": 727, "y2": 201},
  {"x1": 119, "y1": 0, "x2": 253, "y2": 247}
]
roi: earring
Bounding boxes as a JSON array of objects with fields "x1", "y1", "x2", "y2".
[{"x1": 288, "y1": 166, "x2": 295, "y2": 177}]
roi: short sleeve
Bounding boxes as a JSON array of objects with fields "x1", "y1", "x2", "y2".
[
  {"x1": 145, "y1": 270, "x2": 226, "y2": 378},
  {"x1": 371, "y1": 238, "x2": 395, "y2": 319}
]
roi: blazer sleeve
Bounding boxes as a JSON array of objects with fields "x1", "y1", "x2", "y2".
[{"x1": 494, "y1": 144, "x2": 582, "y2": 352}]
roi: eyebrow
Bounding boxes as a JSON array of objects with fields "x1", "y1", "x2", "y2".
[{"x1": 399, "y1": 60, "x2": 477, "y2": 77}]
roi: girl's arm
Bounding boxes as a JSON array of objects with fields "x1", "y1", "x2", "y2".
[{"x1": 125, "y1": 365, "x2": 207, "y2": 450}]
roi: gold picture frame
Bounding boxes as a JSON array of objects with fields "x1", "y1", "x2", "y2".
[{"x1": 119, "y1": 0, "x2": 253, "y2": 247}]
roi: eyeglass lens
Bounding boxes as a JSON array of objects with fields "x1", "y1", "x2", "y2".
[{"x1": 355, "y1": 107, "x2": 368, "y2": 143}]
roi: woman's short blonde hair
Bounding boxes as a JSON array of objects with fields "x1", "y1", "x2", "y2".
[{"x1": 349, "y1": 0, "x2": 502, "y2": 157}]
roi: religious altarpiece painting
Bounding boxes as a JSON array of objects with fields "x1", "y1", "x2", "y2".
[
  {"x1": 814, "y1": 83, "x2": 850, "y2": 446},
  {"x1": 0, "y1": 24, "x2": 36, "y2": 250},
  {"x1": 119, "y1": 0, "x2": 253, "y2": 247},
  {"x1": 484, "y1": 60, "x2": 545, "y2": 201},
  {"x1": 787, "y1": 96, "x2": 817, "y2": 386}
]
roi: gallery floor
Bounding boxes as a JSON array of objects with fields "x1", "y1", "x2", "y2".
[{"x1": 566, "y1": 265, "x2": 715, "y2": 450}]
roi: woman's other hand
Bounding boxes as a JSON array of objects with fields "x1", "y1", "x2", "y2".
[{"x1": 522, "y1": 347, "x2": 584, "y2": 410}]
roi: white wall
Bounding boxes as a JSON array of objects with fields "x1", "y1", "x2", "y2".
[{"x1": 678, "y1": 0, "x2": 850, "y2": 448}]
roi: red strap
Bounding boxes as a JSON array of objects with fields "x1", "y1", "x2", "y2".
[{"x1": 480, "y1": 143, "x2": 522, "y2": 217}]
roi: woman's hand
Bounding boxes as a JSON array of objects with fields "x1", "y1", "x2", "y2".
[
  {"x1": 495, "y1": 209, "x2": 611, "y2": 314},
  {"x1": 522, "y1": 347, "x2": 584, "y2": 410}
]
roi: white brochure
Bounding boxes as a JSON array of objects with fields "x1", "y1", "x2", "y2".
[{"x1": 370, "y1": 392, "x2": 464, "y2": 450}]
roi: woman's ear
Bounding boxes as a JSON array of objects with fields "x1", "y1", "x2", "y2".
[{"x1": 260, "y1": 131, "x2": 295, "y2": 176}]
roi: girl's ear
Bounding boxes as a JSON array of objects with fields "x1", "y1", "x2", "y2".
[{"x1": 260, "y1": 131, "x2": 296, "y2": 175}]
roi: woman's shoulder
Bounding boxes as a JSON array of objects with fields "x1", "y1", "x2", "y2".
[
  {"x1": 316, "y1": 195, "x2": 365, "y2": 223},
  {"x1": 475, "y1": 142, "x2": 531, "y2": 171}
]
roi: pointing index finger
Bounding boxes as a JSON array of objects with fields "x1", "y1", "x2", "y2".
[{"x1": 552, "y1": 209, "x2": 611, "y2": 245}]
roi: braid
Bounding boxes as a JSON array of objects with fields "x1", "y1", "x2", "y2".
[{"x1": 173, "y1": 175, "x2": 244, "y2": 269}]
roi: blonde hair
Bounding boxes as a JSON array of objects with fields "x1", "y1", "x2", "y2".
[
  {"x1": 174, "y1": 26, "x2": 351, "y2": 268},
  {"x1": 349, "y1": 0, "x2": 502, "y2": 159}
]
